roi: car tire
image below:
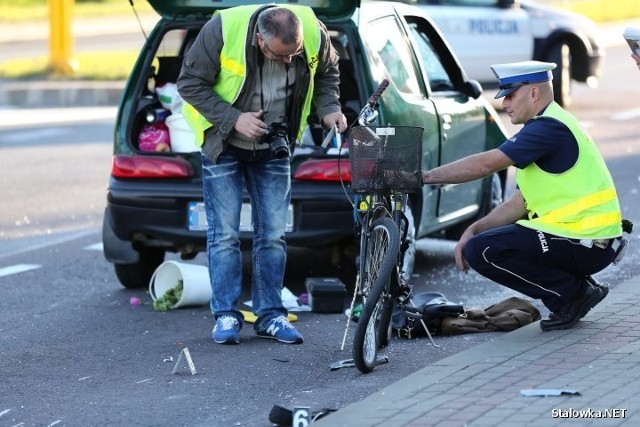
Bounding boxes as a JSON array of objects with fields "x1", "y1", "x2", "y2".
[
  {"x1": 114, "y1": 247, "x2": 165, "y2": 289},
  {"x1": 548, "y1": 42, "x2": 572, "y2": 108},
  {"x1": 444, "y1": 173, "x2": 503, "y2": 240}
]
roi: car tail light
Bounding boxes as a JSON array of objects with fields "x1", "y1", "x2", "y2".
[
  {"x1": 111, "y1": 155, "x2": 193, "y2": 178},
  {"x1": 294, "y1": 158, "x2": 351, "y2": 182}
]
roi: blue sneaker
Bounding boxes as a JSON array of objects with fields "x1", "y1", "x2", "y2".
[
  {"x1": 256, "y1": 315, "x2": 304, "y2": 344},
  {"x1": 212, "y1": 316, "x2": 241, "y2": 344}
]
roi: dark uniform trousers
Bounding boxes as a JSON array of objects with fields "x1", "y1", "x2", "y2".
[{"x1": 464, "y1": 224, "x2": 617, "y2": 312}]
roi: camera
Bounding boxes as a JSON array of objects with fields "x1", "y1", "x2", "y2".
[{"x1": 261, "y1": 122, "x2": 290, "y2": 159}]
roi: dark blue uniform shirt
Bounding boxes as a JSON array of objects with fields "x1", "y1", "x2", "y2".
[{"x1": 498, "y1": 116, "x2": 579, "y2": 173}]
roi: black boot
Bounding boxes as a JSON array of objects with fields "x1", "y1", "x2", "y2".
[
  {"x1": 540, "y1": 280, "x2": 608, "y2": 331},
  {"x1": 586, "y1": 275, "x2": 610, "y2": 295}
]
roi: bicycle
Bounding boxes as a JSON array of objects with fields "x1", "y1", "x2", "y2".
[{"x1": 336, "y1": 80, "x2": 435, "y2": 374}]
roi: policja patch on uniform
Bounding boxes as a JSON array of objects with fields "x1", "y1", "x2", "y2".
[{"x1": 491, "y1": 60, "x2": 557, "y2": 99}]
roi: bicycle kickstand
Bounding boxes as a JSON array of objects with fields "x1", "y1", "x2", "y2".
[
  {"x1": 405, "y1": 304, "x2": 441, "y2": 349},
  {"x1": 328, "y1": 355, "x2": 390, "y2": 371}
]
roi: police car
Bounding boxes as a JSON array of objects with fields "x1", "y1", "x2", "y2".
[{"x1": 396, "y1": 0, "x2": 604, "y2": 107}]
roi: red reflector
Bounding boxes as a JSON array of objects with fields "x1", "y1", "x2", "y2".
[
  {"x1": 111, "y1": 155, "x2": 193, "y2": 178},
  {"x1": 294, "y1": 158, "x2": 351, "y2": 182}
]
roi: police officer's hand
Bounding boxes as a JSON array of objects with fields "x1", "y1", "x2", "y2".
[
  {"x1": 322, "y1": 112, "x2": 348, "y2": 133},
  {"x1": 454, "y1": 227, "x2": 474, "y2": 272},
  {"x1": 235, "y1": 110, "x2": 267, "y2": 140}
]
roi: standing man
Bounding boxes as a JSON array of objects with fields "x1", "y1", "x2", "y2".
[
  {"x1": 178, "y1": 4, "x2": 347, "y2": 345},
  {"x1": 422, "y1": 61, "x2": 627, "y2": 331}
]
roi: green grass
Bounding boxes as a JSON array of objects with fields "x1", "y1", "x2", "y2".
[
  {"x1": 549, "y1": 0, "x2": 640, "y2": 22},
  {"x1": 0, "y1": 51, "x2": 140, "y2": 81},
  {"x1": 1, "y1": 0, "x2": 639, "y2": 80},
  {"x1": 0, "y1": 0, "x2": 154, "y2": 22}
]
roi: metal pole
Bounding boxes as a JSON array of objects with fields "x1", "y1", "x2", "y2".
[{"x1": 48, "y1": 0, "x2": 77, "y2": 75}]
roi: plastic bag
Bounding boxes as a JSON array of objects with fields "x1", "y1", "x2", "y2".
[
  {"x1": 138, "y1": 123, "x2": 171, "y2": 152},
  {"x1": 155, "y1": 83, "x2": 183, "y2": 113}
]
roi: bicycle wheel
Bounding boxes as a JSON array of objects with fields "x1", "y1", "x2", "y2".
[{"x1": 353, "y1": 217, "x2": 400, "y2": 373}]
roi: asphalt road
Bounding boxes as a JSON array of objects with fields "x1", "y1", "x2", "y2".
[{"x1": 1, "y1": 23, "x2": 640, "y2": 427}]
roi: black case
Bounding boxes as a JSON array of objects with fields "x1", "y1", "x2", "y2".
[{"x1": 305, "y1": 277, "x2": 347, "y2": 313}]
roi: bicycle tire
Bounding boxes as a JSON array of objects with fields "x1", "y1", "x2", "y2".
[
  {"x1": 353, "y1": 216, "x2": 400, "y2": 373},
  {"x1": 375, "y1": 273, "x2": 397, "y2": 349}
]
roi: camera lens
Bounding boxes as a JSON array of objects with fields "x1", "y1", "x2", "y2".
[
  {"x1": 263, "y1": 123, "x2": 290, "y2": 159},
  {"x1": 271, "y1": 139, "x2": 290, "y2": 158}
]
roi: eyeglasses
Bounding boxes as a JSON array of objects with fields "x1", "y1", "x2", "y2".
[{"x1": 260, "y1": 35, "x2": 303, "y2": 62}]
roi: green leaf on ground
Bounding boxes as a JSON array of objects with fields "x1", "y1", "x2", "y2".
[{"x1": 153, "y1": 280, "x2": 184, "y2": 312}]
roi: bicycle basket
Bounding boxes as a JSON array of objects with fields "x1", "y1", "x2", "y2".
[{"x1": 348, "y1": 126, "x2": 424, "y2": 193}]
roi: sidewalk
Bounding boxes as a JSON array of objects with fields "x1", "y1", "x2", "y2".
[{"x1": 315, "y1": 275, "x2": 640, "y2": 426}]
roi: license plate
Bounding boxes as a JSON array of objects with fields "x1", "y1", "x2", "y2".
[{"x1": 188, "y1": 202, "x2": 294, "y2": 232}]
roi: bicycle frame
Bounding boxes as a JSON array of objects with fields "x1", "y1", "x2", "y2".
[
  {"x1": 336, "y1": 79, "x2": 428, "y2": 374},
  {"x1": 350, "y1": 188, "x2": 414, "y2": 368}
]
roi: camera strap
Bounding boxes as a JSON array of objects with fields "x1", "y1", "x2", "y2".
[{"x1": 259, "y1": 60, "x2": 289, "y2": 124}]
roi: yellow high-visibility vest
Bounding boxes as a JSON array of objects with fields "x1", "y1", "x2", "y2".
[
  {"x1": 182, "y1": 4, "x2": 321, "y2": 146},
  {"x1": 516, "y1": 102, "x2": 622, "y2": 238}
]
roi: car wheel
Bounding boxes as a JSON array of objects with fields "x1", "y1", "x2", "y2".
[
  {"x1": 548, "y1": 42, "x2": 572, "y2": 108},
  {"x1": 444, "y1": 173, "x2": 503, "y2": 240},
  {"x1": 114, "y1": 247, "x2": 165, "y2": 289}
]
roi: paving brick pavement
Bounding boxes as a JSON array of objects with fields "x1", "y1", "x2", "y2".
[{"x1": 315, "y1": 274, "x2": 640, "y2": 427}]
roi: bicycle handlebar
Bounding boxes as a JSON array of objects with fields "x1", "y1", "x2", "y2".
[
  {"x1": 367, "y1": 79, "x2": 389, "y2": 107},
  {"x1": 353, "y1": 79, "x2": 390, "y2": 128}
]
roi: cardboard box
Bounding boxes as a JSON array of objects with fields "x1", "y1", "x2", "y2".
[{"x1": 305, "y1": 277, "x2": 347, "y2": 313}]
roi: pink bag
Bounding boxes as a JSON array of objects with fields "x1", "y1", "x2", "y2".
[{"x1": 138, "y1": 123, "x2": 171, "y2": 152}]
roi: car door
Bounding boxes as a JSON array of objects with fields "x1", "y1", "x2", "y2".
[
  {"x1": 357, "y1": 12, "x2": 441, "y2": 231},
  {"x1": 403, "y1": 13, "x2": 489, "y2": 236},
  {"x1": 418, "y1": 0, "x2": 533, "y2": 82}
]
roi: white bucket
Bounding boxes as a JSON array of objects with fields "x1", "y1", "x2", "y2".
[
  {"x1": 166, "y1": 113, "x2": 199, "y2": 153},
  {"x1": 149, "y1": 261, "x2": 211, "y2": 309}
]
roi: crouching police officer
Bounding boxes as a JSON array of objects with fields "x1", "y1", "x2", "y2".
[{"x1": 422, "y1": 60, "x2": 630, "y2": 331}]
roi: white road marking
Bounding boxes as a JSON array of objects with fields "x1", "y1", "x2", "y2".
[
  {"x1": 415, "y1": 238, "x2": 456, "y2": 255},
  {"x1": 84, "y1": 243, "x2": 103, "y2": 251},
  {"x1": 0, "y1": 264, "x2": 41, "y2": 278},
  {"x1": 611, "y1": 108, "x2": 640, "y2": 121}
]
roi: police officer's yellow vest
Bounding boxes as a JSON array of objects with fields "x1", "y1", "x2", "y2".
[
  {"x1": 516, "y1": 102, "x2": 622, "y2": 238},
  {"x1": 181, "y1": 4, "x2": 321, "y2": 146}
]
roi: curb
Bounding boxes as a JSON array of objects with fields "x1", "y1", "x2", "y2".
[{"x1": 0, "y1": 79, "x2": 124, "y2": 108}]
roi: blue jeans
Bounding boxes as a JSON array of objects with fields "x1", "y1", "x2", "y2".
[{"x1": 202, "y1": 146, "x2": 290, "y2": 330}]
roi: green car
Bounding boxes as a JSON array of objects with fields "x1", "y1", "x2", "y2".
[{"x1": 103, "y1": 0, "x2": 509, "y2": 288}]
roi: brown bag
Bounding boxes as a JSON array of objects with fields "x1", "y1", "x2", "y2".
[{"x1": 440, "y1": 296, "x2": 541, "y2": 335}]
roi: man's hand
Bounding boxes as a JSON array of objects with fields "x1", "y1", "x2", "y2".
[
  {"x1": 235, "y1": 109, "x2": 267, "y2": 140},
  {"x1": 454, "y1": 227, "x2": 475, "y2": 272},
  {"x1": 322, "y1": 112, "x2": 348, "y2": 133}
]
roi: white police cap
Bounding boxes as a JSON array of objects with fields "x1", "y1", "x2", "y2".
[{"x1": 491, "y1": 61, "x2": 557, "y2": 99}]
